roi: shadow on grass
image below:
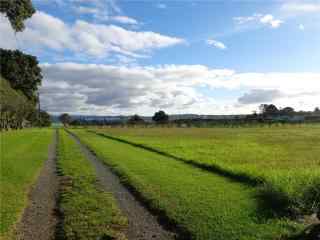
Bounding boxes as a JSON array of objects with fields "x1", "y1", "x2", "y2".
[
  {"x1": 88, "y1": 130, "x2": 302, "y2": 220},
  {"x1": 89, "y1": 130, "x2": 261, "y2": 187}
]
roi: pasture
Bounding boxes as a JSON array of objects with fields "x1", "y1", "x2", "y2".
[
  {"x1": 0, "y1": 129, "x2": 53, "y2": 239},
  {"x1": 91, "y1": 125, "x2": 320, "y2": 216},
  {"x1": 72, "y1": 128, "x2": 305, "y2": 240}
]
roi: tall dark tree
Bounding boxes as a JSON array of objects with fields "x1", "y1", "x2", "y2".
[
  {"x1": 0, "y1": 49, "x2": 42, "y2": 102},
  {"x1": 152, "y1": 110, "x2": 169, "y2": 124},
  {"x1": 59, "y1": 113, "x2": 71, "y2": 126},
  {"x1": 259, "y1": 104, "x2": 279, "y2": 117},
  {"x1": 127, "y1": 114, "x2": 145, "y2": 125},
  {"x1": 280, "y1": 107, "x2": 295, "y2": 116},
  {"x1": 0, "y1": 0, "x2": 35, "y2": 32},
  {"x1": 314, "y1": 107, "x2": 320, "y2": 114}
]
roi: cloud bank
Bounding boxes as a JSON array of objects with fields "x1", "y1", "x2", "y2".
[{"x1": 39, "y1": 63, "x2": 320, "y2": 115}]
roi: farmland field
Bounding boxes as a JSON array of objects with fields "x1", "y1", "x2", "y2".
[
  {"x1": 91, "y1": 126, "x2": 320, "y2": 215},
  {"x1": 0, "y1": 129, "x2": 53, "y2": 239},
  {"x1": 72, "y1": 129, "x2": 305, "y2": 240}
]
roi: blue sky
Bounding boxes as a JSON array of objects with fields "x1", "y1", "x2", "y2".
[{"x1": 0, "y1": 0, "x2": 319, "y2": 115}]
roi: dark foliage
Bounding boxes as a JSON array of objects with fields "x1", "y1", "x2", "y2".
[
  {"x1": 59, "y1": 113, "x2": 72, "y2": 126},
  {"x1": 0, "y1": 0, "x2": 35, "y2": 32},
  {"x1": 0, "y1": 49, "x2": 42, "y2": 102},
  {"x1": 127, "y1": 114, "x2": 145, "y2": 125},
  {"x1": 152, "y1": 110, "x2": 169, "y2": 124}
]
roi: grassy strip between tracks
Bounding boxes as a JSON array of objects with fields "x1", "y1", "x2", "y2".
[
  {"x1": 0, "y1": 129, "x2": 53, "y2": 239},
  {"x1": 57, "y1": 130, "x2": 127, "y2": 240},
  {"x1": 72, "y1": 129, "x2": 304, "y2": 240}
]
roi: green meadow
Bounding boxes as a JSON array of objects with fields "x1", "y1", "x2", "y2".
[
  {"x1": 92, "y1": 126, "x2": 320, "y2": 216},
  {"x1": 0, "y1": 129, "x2": 53, "y2": 239},
  {"x1": 72, "y1": 129, "x2": 305, "y2": 240}
]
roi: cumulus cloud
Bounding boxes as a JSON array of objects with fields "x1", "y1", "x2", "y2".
[
  {"x1": 234, "y1": 13, "x2": 283, "y2": 28},
  {"x1": 238, "y1": 89, "x2": 284, "y2": 104},
  {"x1": 0, "y1": 11, "x2": 184, "y2": 58},
  {"x1": 207, "y1": 39, "x2": 227, "y2": 50},
  {"x1": 260, "y1": 14, "x2": 283, "y2": 28},
  {"x1": 38, "y1": 63, "x2": 320, "y2": 115},
  {"x1": 282, "y1": 2, "x2": 320, "y2": 13},
  {"x1": 111, "y1": 16, "x2": 138, "y2": 25}
]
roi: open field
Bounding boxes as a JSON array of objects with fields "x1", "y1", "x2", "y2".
[
  {"x1": 57, "y1": 130, "x2": 127, "y2": 240},
  {"x1": 72, "y1": 129, "x2": 304, "y2": 240},
  {"x1": 91, "y1": 126, "x2": 320, "y2": 216},
  {"x1": 0, "y1": 129, "x2": 53, "y2": 239}
]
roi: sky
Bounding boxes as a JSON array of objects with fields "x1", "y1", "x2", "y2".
[{"x1": 0, "y1": 0, "x2": 319, "y2": 116}]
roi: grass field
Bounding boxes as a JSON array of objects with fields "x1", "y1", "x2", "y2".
[
  {"x1": 57, "y1": 130, "x2": 127, "y2": 240},
  {"x1": 72, "y1": 129, "x2": 303, "y2": 240},
  {"x1": 0, "y1": 129, "x2": 53, "y2": 239},
  {"x1": 91, "y1": 126, "x2": 320, "y2": 215}
]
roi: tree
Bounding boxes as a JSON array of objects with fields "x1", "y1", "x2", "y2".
[
  {"x1": 314, "y1": 107, "x2": 320, "y2": 114},
  {"x1": 0, "y1": 49, "x2": 42, "y2": 102},
  {"x1": 0, "y1": 0, "x2": 35, "y2": 32},
  {"x1": 280, "y1": 107, "x2": 295, "y2": 116},
  {"x1": 59, "y1": 113, "x2": 71, "y2": 126},
  {"x1": 259, "y1": 104, "x2": 279, "y2": 117},
  {"x1": 38, "y1": 110, "x2": 51, "y2": 127},
  {"x1": 152, "y1": 110, "x2": 169, "y2": 124},
  {"x1": 127, "y1": 114, "x2": 145, "y2": 125}
]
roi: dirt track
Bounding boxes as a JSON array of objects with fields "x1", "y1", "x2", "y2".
[
  {"x1": 15, "y1": 130, "x2": 59, "y2": 240},
  {"x1": 68, "y1": 131, "x2": 177, "y2": 240}
]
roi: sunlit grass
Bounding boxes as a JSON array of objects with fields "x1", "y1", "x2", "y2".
[
  {"x1": 72, "y1": 129, "x2": 303, "y2": 240},
  {"x1": 0, "y1": 129, "x2": 53, "y2": 239},
  {"x1": 93, "y1": 125, "x2": 320, "y2": 215},
  {"x1": 57, "y1": 130, "x2": 127, "y2": 240}
]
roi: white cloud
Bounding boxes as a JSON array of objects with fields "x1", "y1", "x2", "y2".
[
  {"x1": 111, "y1": 16, "x2": 138, "y2": 25},
  {"x1": 260, "y1": 14, "x2": 283, "y2": 28},
  {"x1": 299, "y1": 24, "x2": 305, "y2": 30},
  {"x1": 156, "y1": 3, "x2": 167, "y2": 9},
  {"x1": 39, "y1": 63, "x2": 320, "y2": 115},
  {"x1": 207, "y1": 39, "x2": 227, "y2": 50},
  {"x1": 234, "y1": 13, "x2": 283, "y2": 29},
  {"x1": 0, "y1": 11, "x2": 184, "y2": 59},
  {"x1": 282, "y1": 2, "x2": 320, "y2": 13}
]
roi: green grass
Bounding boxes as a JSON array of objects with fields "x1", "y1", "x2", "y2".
[
  {"x1": 0, "y1": 129, "x2": 53, "y2": 239},
  {"x1": 92, "y1": 126, "x2": 320, "y2": 215},
  {"x1": 57, "y1": 130, "x2": 127, "y2": 240},
  {"x1": 0, "y1": 76, "x2": 28, "y2": 106},
  {"x1": 72, "y1": 129, "x2": 303, "y2": 240}
]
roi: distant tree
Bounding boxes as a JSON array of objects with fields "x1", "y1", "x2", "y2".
[
  {"x1": 59, "y1": 113, "x2": 71, "y2": 126},
  {"x1": 280, "y1": 107, "x2": 295, "y2": 116},
  {"x1": 0, "y1": 0, "x2": 35, "y2": 32},
  {"x1": 314, "y1": 107, "x2": 320, "y2": 114},
  {"x1": 259, "y1": 104, "x2": 279, "y2": 117},
  {"x1": 152, "y1": 110, "x2": 169, "y2": 124},
  {"x1": 0, "y1": 49, "x2": 42, "y2": 102},
  {"x1": 127, "y1": 114, "x2": 145, "y2": 125},
  {"x1": 38, "y1": 110, "x2": 51, "y2": 127}
]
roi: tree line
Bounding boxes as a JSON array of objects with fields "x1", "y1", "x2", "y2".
[
  {"x1": 60, "y1": 105, "x2": 320, "y2": 128},
  {"x1": 0, "y1": 0, "x2": 51, "y2": 130}
]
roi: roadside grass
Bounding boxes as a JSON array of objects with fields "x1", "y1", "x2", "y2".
[
  {"x1": 92, "y1": 126, "x2": 320, "y2": 215},
  {"x1": 0, "y1": 129, "x2": 53, "y2": 239},
  {"x1": 72, "y1": 129, "x2": 303, "y2": 240},
  {"x1": 57, "y1": 130, "x2": 127, "y2": 240}
]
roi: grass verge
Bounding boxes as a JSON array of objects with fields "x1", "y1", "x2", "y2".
[
  {"x1": 0, "y1": 129, "x2": 53, "y2": 239},
  {"x1": 57, "y1": 130, "x2": 127, "y2": 240},
  {"x1": 72, "y1": 129, "x2": 303, "y2": 240}
]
